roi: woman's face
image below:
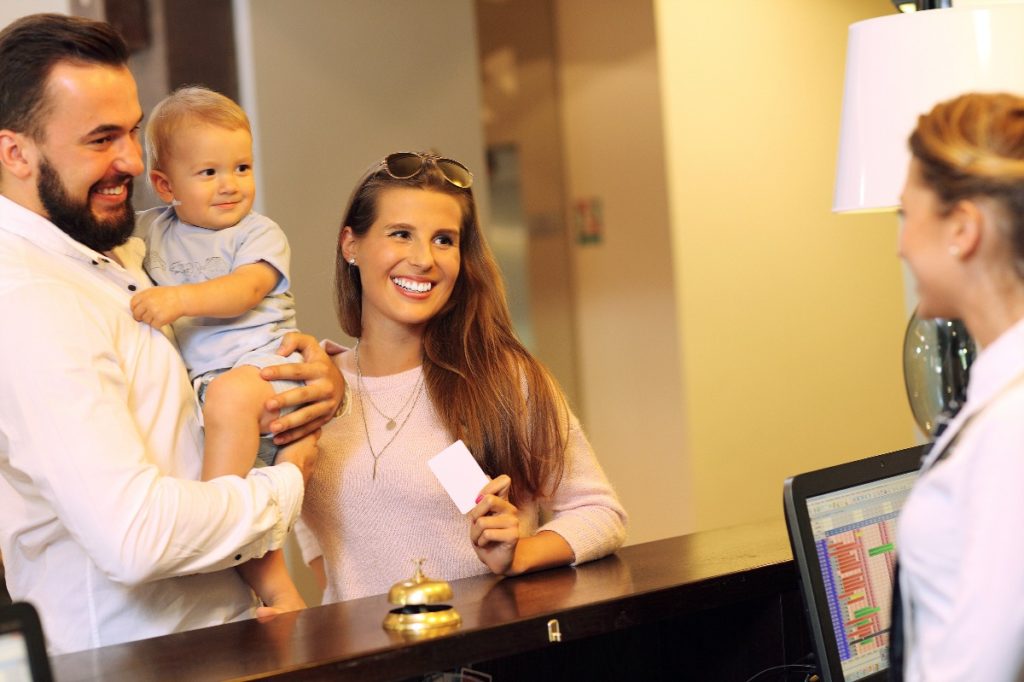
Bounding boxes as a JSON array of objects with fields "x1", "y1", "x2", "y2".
[
  {"x1": 898, "y1": 159, "x2": 961, "y2": 319},
  {"x1": 343, "y1": 187, "x2": 463, "y2": 337}
]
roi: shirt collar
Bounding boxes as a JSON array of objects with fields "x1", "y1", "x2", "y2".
[
  {"x1": 0, "y1": 193, "x2": 129, "y2": 269},
  {"x1": 962, "y1": 315, "x2": 1024, "y2": 412},
  {"x1": 924, "y1": 316, "x2": 1024, "y2": 467}
]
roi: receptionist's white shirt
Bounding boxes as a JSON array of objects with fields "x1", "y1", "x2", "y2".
[{"x1": 897, "y1": 316, "x2": 1024, "y2": 681}]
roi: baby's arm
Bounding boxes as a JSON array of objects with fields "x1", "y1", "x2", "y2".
[{"x1": 131, "y1": 261, "x2": 279, "y2": 328}]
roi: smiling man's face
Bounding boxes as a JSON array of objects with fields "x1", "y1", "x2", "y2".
[{"x1": 31, "y1": 62, "x2": 143, "y2": 251}]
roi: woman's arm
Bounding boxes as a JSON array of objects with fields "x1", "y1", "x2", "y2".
[
  {"x1": 469, "y1": 415, "x2": 626, "y2": 576},
  {"x1": 533, "y1": 415, "x2": 627, "y2": 565},
  {"x1": 468, "y1": 476, "x2": 576, "y2": 576}
]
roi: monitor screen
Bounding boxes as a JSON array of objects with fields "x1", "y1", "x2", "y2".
[
  {"x1": 0, "y1": 603, "x2": 51, "y2": 682},
  {"x1": 0, "y1": 629, "x2": 32, "y2": 682},
  {"x1": 805, "y1": 469, "x2": 918, "y2": 681}
]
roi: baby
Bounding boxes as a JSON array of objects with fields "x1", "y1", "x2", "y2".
[{"x1": 130, "y1": 86, "x2": 304, "y2": 612}]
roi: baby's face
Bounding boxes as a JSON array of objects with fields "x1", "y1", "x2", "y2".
[{"x1": 154, "y1": 123, "x2": 255, "y2": 230}]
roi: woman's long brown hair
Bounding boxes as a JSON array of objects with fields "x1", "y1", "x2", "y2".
[{"x1": 335, "y1": 155, "x2": 568, "y2": 504}]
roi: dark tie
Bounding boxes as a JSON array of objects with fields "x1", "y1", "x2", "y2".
[
  {"x1": 889, "y1": 563, "x2": 905, "y2": 682},
  {"x1": 888, "y1": 408, "x2": 958, "y2": 682}
]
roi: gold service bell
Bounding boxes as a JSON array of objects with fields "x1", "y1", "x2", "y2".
[{"x1": 382, "y1": 559, "x2": 462, "y2": 637}]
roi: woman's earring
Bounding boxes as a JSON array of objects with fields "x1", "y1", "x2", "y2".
[{"x1": 348, "y1": 258, "x2": 357, "y2": 266}]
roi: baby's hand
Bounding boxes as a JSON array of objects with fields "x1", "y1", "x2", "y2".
[{"x1": 130, "y1": 286, "x2": 187, "y2": 327}]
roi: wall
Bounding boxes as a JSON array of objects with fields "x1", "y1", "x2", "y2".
[
  {"x1": 237, "y1": 0, "x2": 487, "y2": 604},
  {"x1": 655, "y1": 0, "x2": 915, "y2": 531},
  {"x1": 238, "y1": 0, "x2": 488, "y2": 346},
  {"x1": 554, "y1": 0, "x2": 692, "y2": 542},
  {"x1": 2, "y1": 0, "x2": 920, "y2": 598},
  {"x1": 0, "y1": 0, "x2": 68, "y2": 27},
  {"x1": 476, "y1": 0, "x2": 581, "y2": 410}
]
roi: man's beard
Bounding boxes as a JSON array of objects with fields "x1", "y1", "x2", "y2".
[{"x1": 38, "y1": 157, "x2": 136, "y2": 253}]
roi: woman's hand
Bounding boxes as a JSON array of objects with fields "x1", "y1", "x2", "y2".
[
  {"x1": 261, "y1": 333, "x2": 346, "y2": 445},
  {"x1": 468, "y1": 475, "x2": 520, "y2": 575}
]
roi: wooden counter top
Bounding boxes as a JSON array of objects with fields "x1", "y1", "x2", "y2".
[{"x1": 51, "y1": 518, "x2": 799, "y2": 681}]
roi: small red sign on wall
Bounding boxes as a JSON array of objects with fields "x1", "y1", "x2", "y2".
[{"x1": 574, "y1": 197, "x2": 603, "y2": 245}]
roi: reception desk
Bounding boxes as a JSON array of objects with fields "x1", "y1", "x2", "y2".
[{"x1": 50, "y1": 518, "x2": 812, "y2": 681}]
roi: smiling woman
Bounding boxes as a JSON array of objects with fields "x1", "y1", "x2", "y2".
[
  {"x1": 292, "y1": 151, "x2": 627, "y2": 604},
  {"x1": 892, "y1": 92, "x2": 1024, "y2": 681}
]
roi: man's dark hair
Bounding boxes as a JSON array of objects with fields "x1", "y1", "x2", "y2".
[{"x1": 0, "y1": 13, "x2": 128, "y2": 140}]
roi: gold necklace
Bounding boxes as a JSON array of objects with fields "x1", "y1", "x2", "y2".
[
  {"x1": 354, "y1": 339, "x2": 421, "y2": 430},
  {"x1": 354, "y1": 341, "x2": 425, "y2": 480}
]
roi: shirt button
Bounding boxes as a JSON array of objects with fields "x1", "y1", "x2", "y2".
[
  {"x1": 128, "y1": 284, "x2": 137, "y2": 292},
  {"x1": 235, "y1": 554, "x2": 243, "y2": 561}
]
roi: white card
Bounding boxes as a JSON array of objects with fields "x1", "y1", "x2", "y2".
[{"x1": 427, "y1": 440, "x2": 489, "y2": 514}]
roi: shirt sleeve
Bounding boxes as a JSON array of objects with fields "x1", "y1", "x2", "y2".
[
  {"x1": 0, "y1": 280, "x2": 304, "y2": 587},
  {"x1": 536, "y1": 412, "x2": 627, "y2": 565},
  {"x1": 234, "y1": 215, "x2": 291, "y2": 295},
  {"x1": 914, "y1": 402, "x2": 1024, "y2": 681}
]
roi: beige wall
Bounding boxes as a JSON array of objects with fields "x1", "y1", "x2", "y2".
[
  {"x1": 239, "y1": 0, "x2": 487, "y2": 603},
  {"x1": 240, "y1": 0, "x2": 488, "y2": 345},
  {"x1": 555, "y1": 0, "x2": 692, "y2": 542},
  {"x1": 476, "y1": 0, "x2": 581, "y2": 409},
  {"x1": 3, "y1": 0, "x2": 920, "y2": 597},
  {"x1": 0, "y1": 0, "x2": 68, "y2": 27},
  {"x1": 246, "y1": 0, "x2": 918, "y2": 547},
  {"x1": 655, "y1": 0, "x2": 915, "y2": 531}
]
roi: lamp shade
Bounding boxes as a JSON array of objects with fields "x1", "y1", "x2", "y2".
[{"x1": 833, "y1": 4, "x2": 1024, "y2": 213}]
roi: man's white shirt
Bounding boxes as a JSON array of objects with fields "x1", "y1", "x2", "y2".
[{"x1": 0, "y1": 194, "x2": 304, "y2": 653}]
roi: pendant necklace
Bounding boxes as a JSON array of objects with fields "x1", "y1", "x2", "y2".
[
  {"x1": 354, "y1": 339, "x2": 420, "y2": 430},
  {"x1": 354, "y1": 340, "x2": 425, "y2": 479}
]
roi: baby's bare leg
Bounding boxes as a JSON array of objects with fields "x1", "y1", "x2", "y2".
[
  {"x1": 201, "y1": 366, "x2": 305, "y2": 612},
  {"x1": 201, "y1": 365, "x2": 274, "y2": 479},
  {"x1": 242, "y1": 548, "x2": 305, "y2": 614}
]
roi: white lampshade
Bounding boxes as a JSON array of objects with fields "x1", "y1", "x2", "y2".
[{"x1": 833, "y1": 4, "x2": 1024, "y2": 213}]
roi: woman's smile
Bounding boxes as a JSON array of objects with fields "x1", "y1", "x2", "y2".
[{"x1": 391, "y1": 276, "x2": 434, "y2": 294}]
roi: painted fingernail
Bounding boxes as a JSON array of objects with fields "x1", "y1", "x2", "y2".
[{"x1": 475, "y1": 494, "x2": 483, "y2": 504}]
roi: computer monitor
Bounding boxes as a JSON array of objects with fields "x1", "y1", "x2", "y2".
[
  {"x1": 0, "y1": 602, "x2": 52, "y2": 682},
  {"x1": 783, "y1": 444, "x2": 928, "y2": 682}
]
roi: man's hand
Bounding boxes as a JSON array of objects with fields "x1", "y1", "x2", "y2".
[
  {"x1": 130, "y1": 286, "x2": 188, "y2": 327},
  {"x1": 261, "y1": 332, "x2": 345, "y2": 444}
]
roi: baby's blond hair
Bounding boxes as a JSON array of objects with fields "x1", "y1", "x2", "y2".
[{"x1": 145, "y1": 85, "x2": 250, "y2": 171}]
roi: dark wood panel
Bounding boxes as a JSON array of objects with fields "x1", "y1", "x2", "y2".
[
  {"x1": 163, "y1": 0, "x2": 238, "y2": 100},
  {"x1": 51, "y1": 519, "x2": 807, "y2": 681}
]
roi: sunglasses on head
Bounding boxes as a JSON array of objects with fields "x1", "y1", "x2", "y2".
[{"x1": 381, "y1": 151, "x2": 473, "y2": 189}]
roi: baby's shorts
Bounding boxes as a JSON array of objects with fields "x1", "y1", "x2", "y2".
[{"x1": 194, "y1": 350, "x2": 304, "y2": 467}]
